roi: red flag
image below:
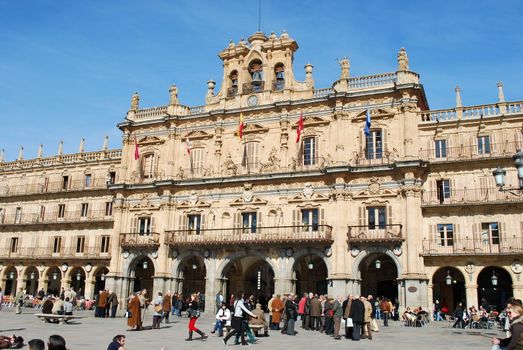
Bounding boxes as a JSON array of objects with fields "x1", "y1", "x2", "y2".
[
  {"x1": 238, "y1": 112, "x2": 244, "y2": 140},
  {"x1": 296, "y1": 112, "x2": 304, "y2": 143},
  {"x1": 185, "y1": 137, "x2": 192, "y2": 155},
  {"x1": 134, "y1": 135, "x2": 140, "y2": 160}
]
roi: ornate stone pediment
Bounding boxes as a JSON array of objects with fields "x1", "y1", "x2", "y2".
[
  {"x1": 243, "y1": 123, "x2": 269, "y2": 135},
  {"x1": 184, "y1": 130, "x2": 213, "y2": 140},
  {"x1": 176, "y1": 200, "x2": 211, "y2": 209},
  {"x1": 353, "y1": 108, "x2": 394, "y2": 121},
  {"x1": 352, "y1": 177, "x2": 398, "y2": 198},
  {"x1": 230, "y1": 197, "x2": 267, "y2": 206},
  {"x1": 137, "y1": 135, "x2": 165, "y2": 145},
  {"x1": 291, "y1": 115, "x2": 330, "y2": 129},
  {"x1": 129, "y1": 193, "x2": 161, "y2": 211}
]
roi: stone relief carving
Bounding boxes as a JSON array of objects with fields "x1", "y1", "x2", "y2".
[
  {"x1": 243, "y1": 183, "x2": 253, "y2": 203},
  {"x1": 303, "y1": 183, "x2": 314, "y2": 198},
  {"x1": 189, "y1": 190, "x2": 198, "y2": 205},
  {"x1": 222, "y1": 154, "x2": 237, "y2": 176},
  {"x1": 261, "y1": 147, "x2": 280, "y2": 172}
]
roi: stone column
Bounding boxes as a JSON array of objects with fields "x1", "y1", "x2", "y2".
[
  {"x1": 465, "y1": 284, "x2": 478, "y2": 309},
  {"x1": 513, "y1": 283, "x2": 523, "y2": 301},
  {"x1": 427, "y1": 283, "x2": 434, "y2": 319}
]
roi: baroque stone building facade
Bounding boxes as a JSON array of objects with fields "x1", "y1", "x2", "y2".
[{"x1": 1, "y1": 31, "x2": 522, "y2": 313}]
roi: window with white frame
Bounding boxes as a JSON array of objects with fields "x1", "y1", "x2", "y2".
[
  {"x1": 365, "y1": 130, "x2": 383, "y2": 159},
  {"x1": 301, "y1": 208, "x2": 319, "y2": 232},
  {"x1": 10, "y1": 237, "x2": 19, "y2": 253},
  {"x1": 436, "y1": 179, "x2": 451, "y2": 203},
  {"x1": 303, "y1": 137, "x2": 317, "y2": 166},
  {"x1": 53, "y1": 236, "x2": 62, "y2": 253},
  {"x1": 105, "y1": 202, "x2": 113, "y2": 216},
  {"x1": 367, "y1": 207, "x2": 386, "y2": 229},
  {"x1": 80, "y1": 203, "x2": 89, "y2": 217},
  {"x1": 437, "y1": 224, "x2": 454, "y2": 246},
  {"x1": 434, "y1": 139, "x2": 447, "y2": 158},
  {"x1": 58, "y1": 204, "x2": 66, "y2": 218},
  {"x1": 100, "y1": 235, "x2": 110, "y2": 253},
  {"x1": 477, "y1": 135, "x2": 491, "y2": 155},
  {"x1": 76, "y1": 236, "x2": 85, "y2": 253},
  {"x1": 138, "y1": 217, "x2": 152, "y2": 234},
  {"x1": 242, "y1": 212, "x2": 257, "y2": 233},
  {"x1": 15, "y1": 207, "x2": 22, "y2": 224},
  {"x1": 187, "y1": 214, "x2": 202, "y2": 234},
  {"x1": 84, "y1": 174, "x2": 92, "y2": 188},
  {"x1": 481, "y1": 222, "x2": 500, "y2": 245}
]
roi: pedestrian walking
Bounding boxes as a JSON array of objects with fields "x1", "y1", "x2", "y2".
[
  {"x1": 185, "y1": 293, "x2": 207, "y2": 341},
  {"x1": 223, "y1": 293, "x2": 258, "y2": 346}
]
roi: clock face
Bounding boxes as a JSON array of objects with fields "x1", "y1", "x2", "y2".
[{"x1": 247, "y1": 95, "x2": 258, "y2": 107}]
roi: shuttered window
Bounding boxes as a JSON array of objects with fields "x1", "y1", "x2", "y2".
[
  {"x1": 365, "y1": 130, "x2": 383, "y2": 159},
  {"x1": 190, "y1": 148, "x2": 204, "y2": 174},
  {"x1": 303, "y1": 137, "x2": 317, "y2": 165},
  {"x1": 242, "y1": 212, "x2": 257, "y2": 233},
  {"x1": 368, "y1": 207, "x2": 386, "y2": 229},
  {"x1": 188, "y1": 214, "x2": 202, "y2": 234},
  {"x1": 436, "y1": 224, "x2": 454, "y2": 246},
  {"x1": 481, "y1": 222, "x2": 500, "y2": 245},
  {"x1": 301, "y1": 209, "x2": 319, "y2": 232},
  {"x1": 435, "y1": 140, "x2": 447, "y2": 158}
]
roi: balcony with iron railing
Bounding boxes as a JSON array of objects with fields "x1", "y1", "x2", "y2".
[
  {"x1": 421, "y1": 236, "x2": 523, "y2": 256},
  {"x1": 119, "y1": 232, "x2": 160, "y2": 249},
  {"x1": 0, "y1": 210, "x2": 113, "y2": 227},
  {"x1": 0, "y1": 246, "x2": 111, "y2": 260},
  {"x1": 0, "y1": 178, "x2": 110, "y2": 198},
  {"x1": 422, "y1": 187, "x2": 523, "y2": 207},
  {"x1": 419, "y1": 141, "x2": 519, "y2": 163},
  {"x1": 165, "y1": 225, "x2": 333, "y2": 247},
  {"x1": 347, "y1": 224, "x2": 404, "y2": 244}
]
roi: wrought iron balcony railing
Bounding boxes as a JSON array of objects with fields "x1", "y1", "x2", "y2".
[
  {"x1": 165, "y1": 225, "x2": 333, "y2": 247},
  {"x1": 421, "y1": 236, "x2": 523, "y2": 256},
  {"x1": 119, "y1": 232, "x2": 160, "y2": 248},
  {"x1": 422, "y1": 187, "x2": 523, "y2": 206},
  {"x1": 0, "y1": 210, "x2": 113, "y2": 226},
  {"x1": 0, "y1": 246, "x2": 111, "y2": 260},
  {"x1": 347, "y1": 224, "x2": 403, "y2": 244},
  {"x1": 419, "y1": 141, "x2": 519, "y2": 163}
]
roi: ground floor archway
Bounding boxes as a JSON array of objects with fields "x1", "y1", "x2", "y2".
[
  {"x1": 24, "y1": 266, "x2": 39, "y2": 296},
  {"x1": 179, "y1": 256, "x2": 206, "y2": 300},
  {"x1": 360, "y1": 253, "x2": 398, "y2": 300},
  {"x1": 4, "y1": 267, "x2": 18, "y2": 296},
  {"x1": 70, "y1": 267, "x2": 86, "y2": 297},
  {"x1": 432, "y1": 266, "x2": 466, "y2": 313},
  {"x1": 47, "y1": 267, "x2": 62, "y2": 296},
  {"x1": 294, "y1": 254, "x2": 328, "y2": 296},
  {"x1": 132, "y1": 257, "x2": 154, "y2": 300},
  {"x1": 478, "y1": 266, "x2": 513, "y2": 311},
  {"x1": 222, "y1": 256, "x2": 275, "y2": 310}
]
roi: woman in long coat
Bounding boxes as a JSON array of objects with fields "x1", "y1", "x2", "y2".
[
  {"x1": 271, "y1": 295, "x2": 284, "y2": 330},
  {"x1": 127, "y1": 293, "x2": 142, "y2": 331}
]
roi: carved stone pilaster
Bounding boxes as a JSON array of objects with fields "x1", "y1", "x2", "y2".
[{"x1": 400, "y1": 184, "x2": 423, "y2": 198}]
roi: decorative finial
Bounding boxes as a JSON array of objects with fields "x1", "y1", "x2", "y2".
[
  {"x1": 305, "y1": 63, "x2": 314, "y2": 87},
  {"x1": 130, "y1": 92, "x2": 140, "y2": 111},
  {"x1": 497, "y1": 81, "x2": 505, "y2": 103},
  {"x1": 169, "y1": 84, "x2": 178, "y2": 105},
  {"x1": 79, "y1": 138, "x2": 85, "y2": 153},
  {"x1": 0, "y1": 149, "x2": 4, "y2": 163},
  {"x1": 58, "y1": 140, "x2": 63, "y2": 156},
  {"x1": 397, "y1": 47, "x2": 409, "y2": 71},
  {"x1": 37, "y1": 144, "x2": 43, "y2": 158},
  {"x1": 17, "y1": 146, "x2": 24, "y2": 161},
  {"x1": 207, "y1": 80, "x2": 216, "y2": 96},
  {"x1": 455, "y1": 86, "x2": 462, "y2": 108},
  {"x1": 228, "y1": 40, "x2": 235, "y2": 48},
  {"x1": 103, "y1": 136, "x2": 109, "y2": 151}
]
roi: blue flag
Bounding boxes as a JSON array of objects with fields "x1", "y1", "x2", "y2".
[{"x1": 364, "y1": 108, "x2": 371, "y2": 136}]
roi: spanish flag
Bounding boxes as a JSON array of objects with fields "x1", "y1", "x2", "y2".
[
  {"x1": 238, "y1": 112, "x2": 244, "y2": 140},
  {"x1": 296, "y1": 112, "x2": 304, "y2": 143}
]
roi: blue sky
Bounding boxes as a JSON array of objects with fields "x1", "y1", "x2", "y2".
[{"x1": 1, "y1": 0, "x2": 522, "y2": 161}]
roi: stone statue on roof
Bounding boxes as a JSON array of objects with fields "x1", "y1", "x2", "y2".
[
  {"x1": 397, "y1": 47, "x2": 409, "y2": 71},
  {"x1": 169, "y1": 84, "x2": 178, "y2": 105},
  {"x1": 131, "y1": 92, "x2": 140, "y2": 111},
  {"x1": 339, "y1": 57, "x2": 350, "y2": 79}
]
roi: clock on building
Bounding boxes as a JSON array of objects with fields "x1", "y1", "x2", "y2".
[{"x1": 247, "y1": 95, "x2": 258, "y2": 107}]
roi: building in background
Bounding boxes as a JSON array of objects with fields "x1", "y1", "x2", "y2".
[{"x1": 1, "y1": 31, "x2": 522, "y2": 313}]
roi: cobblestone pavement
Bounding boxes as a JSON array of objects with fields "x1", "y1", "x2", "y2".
[{"x1": 0, "y1": 308, "x2": 504, "y2": 350}]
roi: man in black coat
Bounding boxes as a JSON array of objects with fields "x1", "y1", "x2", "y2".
[{"x1": 349, "y1": 296, "x2": 365, "y2": 341}]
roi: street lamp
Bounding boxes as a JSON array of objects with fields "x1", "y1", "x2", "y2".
[
  {"x1": 76, "y1": 271, "x2": 82, "y2": 281},
  {"x1": 9, "y1": 271, "x2": 15, "y2": 280},
  {"x1": 192, "y1": 263, "x2": 197, "y2": 270},
  {"x1": 493, "y1": 150, "x2": 523, "y2": 196},
  {"x1": 491, "y1": 271, "x2": 498, "y2": 286},
  {"x1": 445, "y1": 270, "x2": 452, "y2": 285},
  {"x1": 375, "y1": 260, "x2": 382, "y2": 269},
  {"x1": 52, "y1": 272, "x2": 58, "y2": 280},
  {"x1": 308, "y1": 255, "x2": 314, "y2": 270},
  {"x1": 142, "y1": 260, "x2": 148, "y2": 269},
  {"x1": 101, "y1": 273, "x2": 106, "y2": 281},
  {"x1": 30, "y1": 272, "x2": 35, "y2": 280}
]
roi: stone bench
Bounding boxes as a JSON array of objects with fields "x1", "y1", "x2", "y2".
[
  {"x1": 224, "y1": 324, "x2": 266, "y2": 336},
  {"x1": 35, "y1": 313, "x2": 83, "y2": 324}
]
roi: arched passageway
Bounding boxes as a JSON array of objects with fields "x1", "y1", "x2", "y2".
[
  {"x1": 360, "y1": 253, "x2": 398, "y2": 300},
  {"x1": 477, "y1": 266, "x2": 513, "y2": 311},
  {"x1": 179, "y1": 256, "x2": 206, "y2": 300},
  {"x1": 47, "y1": 267, "x2": 62, "y2": 296},
  {"x1": 294, "y1": 254, "x2": 328, "y2": 296},
  {"x1": 222, "y1": 256, "x2": 275, "y2": 310},
  {"x1": 24, "y1": 266, "x2": 39, "y2": 296},
  {"x1": 432, "y1": 266, "x2": 466, "y2": 313},
  {"x1": 132, "y1": 257, "x2": 154, "y2": 299}
]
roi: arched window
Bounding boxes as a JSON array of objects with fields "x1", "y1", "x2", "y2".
[
  {"x1": 248, "y1": 59, "x2": 263, "y2": 92},
  {"x1": 228, "y1": 70, "x2": 238, "y2": 97},
  {"x1": 274, "y1": 63, "x2": 285, "y2": 91}
]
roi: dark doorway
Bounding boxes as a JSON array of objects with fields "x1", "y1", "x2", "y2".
[
  {"x1": 295, "y1": 254, "x2": 328, "y2": 296},
  {"x1": 360, "y1": 253, "x2": 398, "y2": 301},
  {"x1": 477, "y1": 266, "x2": 512, "y2": 311}
]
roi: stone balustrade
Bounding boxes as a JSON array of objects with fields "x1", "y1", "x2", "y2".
[
  {"x1": 0, "y1": 210, "x2": 113, "y2": 226},
  {"x1": 421, "y1": 187, "x2": 523, "y2": 206},
  {"x1": 419, "y1": 101, "x2": 523, "y2": 123},
  {"x1": 347, "y1": 224, "x2": 404, "y2": 244},
  {"x1": 0, "y1": 246, "x2": 111, "y2": 260}
]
